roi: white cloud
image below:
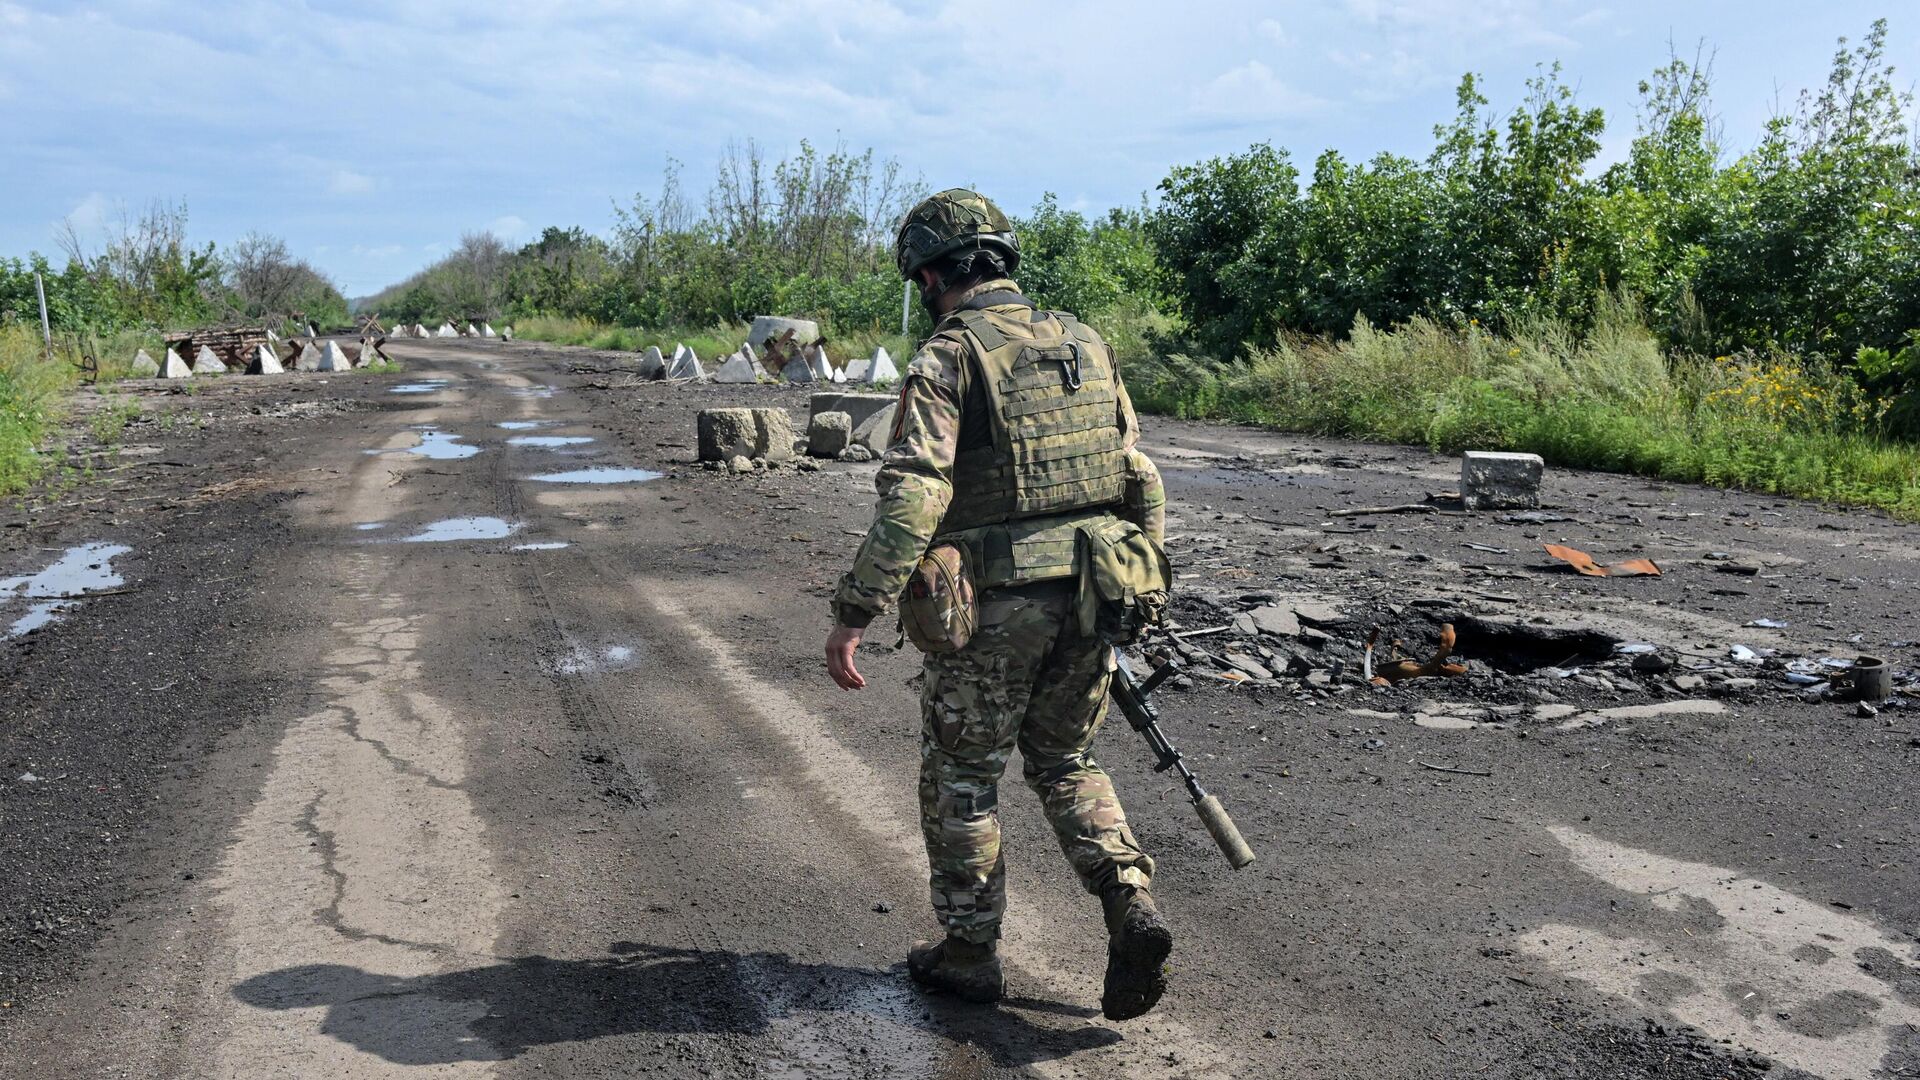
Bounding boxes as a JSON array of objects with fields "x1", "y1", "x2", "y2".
[
  {"x1": 64, "y1": 192, "x2": 110, "y2": 233},
  {"x1": 1256, "y1": 18, "x2": 1292, "y2": 48},
  {"x1": 486, "y1": 215, "x2": 528, "y2": 240},
  {"x1": 327, "y1": 169, "x2": 375, "y2": 196},
  {"x1": 1191, "y1": 61, "x2": 1328, "y2": 121}
]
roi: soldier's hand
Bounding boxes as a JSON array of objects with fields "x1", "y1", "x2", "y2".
[{"x1": 825, "y1": 625, "x2": 867, "y2": 690}]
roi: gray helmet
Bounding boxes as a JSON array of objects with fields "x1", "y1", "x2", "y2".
[{"x1": 895, "y1": 188, "x2": 1021, "y2": 281}]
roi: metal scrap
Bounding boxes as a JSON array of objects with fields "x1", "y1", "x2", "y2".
[{"x1": 1369, "y1": 623, "x2": 1470, "y2": 685}]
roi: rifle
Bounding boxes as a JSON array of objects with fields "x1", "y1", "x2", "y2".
[{"x1": 1109, "y1": 652, "x2": 1256, "y2": 869}]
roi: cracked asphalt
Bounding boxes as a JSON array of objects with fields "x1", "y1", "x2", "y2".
[{"x1": 0, "y1": 337, "x2": 1914, "y2": 1079}]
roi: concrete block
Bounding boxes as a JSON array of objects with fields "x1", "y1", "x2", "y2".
[
  {"x1": 501, "y1": 325, "x2": 513, "y2": 341},
  {"x1": 697, "y1": 408, "x2": 758, "y2": 462},
  {"x1": 751, "y1": 407, "x2": 796, "y2": 461},
  {"x1": 436, "y1": 322, "x2": 457, "y2": 337},
  {"x1": 808, "y1": 392, "x2": 894, "y2": 430},
  {"x1": 851, "y1": 403, "x2": 897, "y2": 454},
  {"x1": 865, "y1": 346, "x2": 899, "y2": 385},
  {"x1": 292, "y1": 342, "x2": 322, "y2": 372},
  {"x1": 1461, "y1": 451, "x2": 1544, "y2": 510},
  {"x1": 317, "y1": 341, "x2": 353, "y2": 372},
  {"x1": 666, "y1": 345, "x2": 703, "y2": 381},
  {"x1": 637, "y1": 346, "x2": 665, "y2": 379},
  {"x1": 252, "y1": 343, "x2": 283, "y2": 374},
  {"x1": 808, "y1": 411, "x2": 852, "y2": 457},
  {"x1": 843, "y1": 356, "x2": 871, "y2": 381},
  {"x1": 161, "y1": 347, "x2": 192, "y2": 379},
  {"x1": 781, "y1": 356, "x2": 815, "y2": 383},
  {"x1": 414, "y1": 324, "x2": 428, "y2": 338},
  {"x1": 711, "y1": 351, "x2": 760, "y2": 383},
  {"x1": 482, "y1": 322, "x2": 496, "y2": 337},
  {"x1": 746, "y1": 315, "x2": 820, "y2": 353},
  {"x1": 192, "y1": 345, "x2": 228, "y2": 374},
  {"x1": 130, "y1": 349, "x2": 160, "y2": 378}
]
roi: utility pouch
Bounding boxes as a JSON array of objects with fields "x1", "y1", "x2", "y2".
[
  {"x1": 900, "y1": 543, "x2": 978, "y2": 654},
  {"x1": 1073, "y1": 516, "x2": 1173, "y2": 645}
]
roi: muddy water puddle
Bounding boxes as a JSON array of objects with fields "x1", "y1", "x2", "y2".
[
  {"x1": 389, "y1": 381, "x2": 452, "y2": 394},
  {"x1": 526, "y1": 467, "x2": 661, "y2": 484},
  {"x1": 507, "y1": 436, "x2": 594, "y2": 449},
  {"x1": 2, "y1": 542, "x2": 132, "y2": 638},
  {"x1": 497, "y1": 421, "x2": 550, "y2": 431},
  {"x1": 511, "y1": 541, "x2": 571, "y2": 551},
  {"x1": 366, "y1": 429, "x2": 480, "y2": 460},
  {"x1": 399, "y1": 517, "x2": 521, "y2": 543}
]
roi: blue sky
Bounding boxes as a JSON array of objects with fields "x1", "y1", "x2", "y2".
[{"x1": 2, "y1": 1, "x2": 1912, "y2": 297}]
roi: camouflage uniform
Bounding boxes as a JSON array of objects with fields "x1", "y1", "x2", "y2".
[{"x1": 833, "y1": 278, "x2": 1166, "y2": 945}]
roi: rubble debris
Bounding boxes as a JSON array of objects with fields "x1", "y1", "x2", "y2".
[
  {"x1": 850, "y1": 404, "x2": 898, "y2": 455},
  {"x1": 711, "y1": 350, "x2": 761, "y2": 384},
  {"x1": 1849, "y1": 656, "x2": 1892, "y2": 701},
  {"x1": 1498, "y1": 511, "x2": 1570, "y2": 524},
  {"x1": 808, "y1": 411, "x2": 852, "y2": 458},
  {"x1": 1330, "y1": 503, "x2": 1436, "y2": 518},
  {"x1": 1370, "y1": 624, "x2": 1469, "y2": 684},
  {"x1": 130, "y1": 349, "x2": 161, "y2": 378},
  {"x1": 1542, "y1": 544, "x2": 1661, "y2": 577},
  {"x1": 751, "y1": 407, "x2": 796, "y2": 462},
  {"x1": 1748, "y1": 618, "x2": 1788, "y2": 629},
  {"x1": 1461, "y1": 451, "x2": 1544, "y2": 510},
  {"x1": 161, "y1": 347, "x2": 192, "y2": 379}
]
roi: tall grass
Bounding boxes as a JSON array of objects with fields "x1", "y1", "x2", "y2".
[
  {"x1": 1125, "y1": 308, "x2": 1920, "y2": 520},
  {"x1": 0, "y1": 325, "x2": 164, "y2": 496}
]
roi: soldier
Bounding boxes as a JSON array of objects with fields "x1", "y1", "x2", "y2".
[{"x1": 824, "y1": 189, "x2": 1173, "y2": 1020}]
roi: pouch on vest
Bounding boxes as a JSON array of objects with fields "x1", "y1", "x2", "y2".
[
  {"x1": 1073, "y1": 517, "x2": 1172, "y2": 644},
  {"x1": 901, "y1": 543, "x2": 978, "y2": 653}
]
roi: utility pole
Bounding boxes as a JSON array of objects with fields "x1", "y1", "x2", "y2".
[
  {"x1": 901, "y1": 279, "x2": 912, "y2": 337},
  {"x1": 34, "y1": 271, "x2": 53, "y2": 363}
]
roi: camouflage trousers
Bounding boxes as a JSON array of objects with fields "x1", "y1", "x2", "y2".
[{"x1": 919, "y1": 580, "x2": 1154, "y2": 945}]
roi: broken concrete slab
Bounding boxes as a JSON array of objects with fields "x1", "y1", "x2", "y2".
[
  {"x1": 251, "y1": 343, "x2": 284, "y2": 375},
  {"x1": 851, "y1": 403, "x2": 897, "y2": 454},
  {"x1": 697, "y1": 408, "x2": 759, "y2": 461},
  {"x1": 317, "y1": 341, "x2": 353, "y2": 372},
  {"x1": 129, "y1": 349, "x2": 160, "y2": 378},
  {"x1": 865, "y1": 346, "x2": 899, "y2": 385},
  {"x1": 746, "y1": 315, "x2": 821, "y2": 353},
  {"x1": 751, "y1": 407, "x2": 796, "y2": 462},
  {"x1": 808, "y1": 392, "x2": 895, "y2": 430},
  {"x1": 1462, "y1": 451, "x2": 1544, "y2": 511},
  {"x1": 191, "y1": 345, "x2": 228, "y2": 374},
  {"x1": 160, "y1": 347, "x2": 192, "y2": 379},
  {"x1": 711, "y1": 350, "x2": 761, "y2": 384},
  {"x1": 1241, "y1": 605, "x2": 1302, "y2": 637},
  {"x1": 808, "y1": 411, "x2": 852, "y2": 458}
]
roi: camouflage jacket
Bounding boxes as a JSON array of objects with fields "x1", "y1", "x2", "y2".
[{"x1": 831, "y1": 279, "x2": 1164, "y2": 629}]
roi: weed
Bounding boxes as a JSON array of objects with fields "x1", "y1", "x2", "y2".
[{"x1": 89, "y1": 395, "x2": 140, "y2": 445}]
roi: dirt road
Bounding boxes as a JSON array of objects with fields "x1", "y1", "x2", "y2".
[{"x1": 0, "y1": 338, "x2": 1914, "y2": 1079}]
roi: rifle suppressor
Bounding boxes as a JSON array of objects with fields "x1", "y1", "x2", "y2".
[{"x1": 1111, "y1": 652, "x2": 1256, "y2": 869}]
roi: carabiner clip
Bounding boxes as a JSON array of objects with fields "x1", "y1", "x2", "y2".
[{"x1": 1059, "y1": 341, "x2": 1084, "y2": 390}]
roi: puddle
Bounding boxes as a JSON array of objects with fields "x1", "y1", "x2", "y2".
[
  {"x1": 511, "y1": 541, "x2": 571, "y2": 551},
  {"x1": 399, "y1": 517, "x2": 521, "y2": 543},
  {"x1": 1526, "y1": 826, "x2": 1920, "y2": 1078},
  {"x1": 354, "y1": 522, "x2": 387, "y2": 532},
  {"x1": 366, "y1": 429, "x2": 480, "y2": 460},
  {"x1": 389, "y1": 381, "x2": 451, "y2": 394},
  {"x1": 507, "y1": 436, "x2": 595, "y2": 449},
  {"x1": 526, "y1": 467, "x2": 661, "y2": 484},
  {"x1": 497, "y1": 421, "x2": 549, "y2": 431},
  {"x1": 2, "y1": 542, "x2": 132, "y2": 638},
  {"x1": 553, "y1": 643, "x2": 640, "y2": 675},
  {"x1": 509, "y1": 385, "x2": 556, "y2": 399}
]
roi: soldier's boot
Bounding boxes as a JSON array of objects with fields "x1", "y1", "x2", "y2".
[
  {"x1": 907, "y1": 937, "x2": 1004, "y2": 1004},
  {"x1": 1100, "y1": 886, "x2": 1172, "y2": 1021}
]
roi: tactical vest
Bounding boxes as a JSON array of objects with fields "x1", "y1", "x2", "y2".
[{"x1": 934, "y1": 303, "x2": 1129, "y2": 586}]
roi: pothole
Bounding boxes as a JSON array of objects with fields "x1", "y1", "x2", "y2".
[
  {"x1": 399, "y1": 518, "x2": 521, "y2": 543},
  {"x1": 366, "y1": 429, "x2": 480, "y2": 460},
  {"x1": 498, "y1": 421, "x2": 550, "y2": 431},
  {"x1": 507, "y1": 436, "x2": 594, "y2": 449},
  {"x1": 389, "y1": 381, "x2": 451, "y2": 394},
  {"x1": 526, "y1": 467, "x2": 661, "y2": 484},
  {"x1": 2, "y1": 542, "x2": 132, "y2": 638}
]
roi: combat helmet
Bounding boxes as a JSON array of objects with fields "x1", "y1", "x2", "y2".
[{"x1": 895, "y1": 188, "x2": 1021, "y2": 281}]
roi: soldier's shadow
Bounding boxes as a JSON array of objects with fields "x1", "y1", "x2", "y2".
[{"x1": 232, "y1": 940, "x2": 1119, "y2": 1069}]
